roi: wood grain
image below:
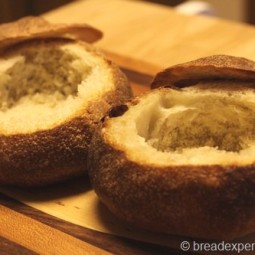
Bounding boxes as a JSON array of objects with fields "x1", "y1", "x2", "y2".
[
  {"x1": 0, "y1": 235, "x2": 36, "y2": 255},
  {"x1": 0, "y1": 204, "x2": 112, "y2": 255},
  {"x1": 0, "y1": 192, "x2": 191, "y2": 255}
]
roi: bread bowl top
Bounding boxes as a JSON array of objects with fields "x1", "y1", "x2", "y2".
[
  {"x1": 0, "y1": 16, "x2": 102, "y2": 50},
  {"x1": 0, "y1": 39, "x2": 119, "y2": 135},
  {"x1": 151, "y1": 55, "x2": 255, "y2": 89}
]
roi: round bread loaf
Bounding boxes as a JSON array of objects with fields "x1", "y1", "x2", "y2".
[
  {"x1": 0, "y1": 17, "x2": 132, "y2": 186},
  {"x1": 89, "y1": 55, "x2": 255, "y2": 240}
]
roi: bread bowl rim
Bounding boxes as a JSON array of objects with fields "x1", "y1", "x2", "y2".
[
  {"x1": 101, "y1": 85, "x2": 255, "y2": 167},
  {"x1": 0, "y1": 42, "x2": 131, "y2": 186}
]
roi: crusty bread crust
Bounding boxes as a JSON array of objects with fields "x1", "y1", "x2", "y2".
[
  {"x1": 89, "y1": 55, "x2": 255, "y2": 240},
  {"x1": 0, "y1": 16, "x2": 102, "y2": 51}
]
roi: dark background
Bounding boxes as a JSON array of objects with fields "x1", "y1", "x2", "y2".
[
  {"x1": 0, "y1": 0, "x2": 254, "y2": 25},
  {"x1": 0, "y1": 0, "x2": 185, "y2": 24}
]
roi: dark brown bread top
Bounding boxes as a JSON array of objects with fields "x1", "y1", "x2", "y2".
[
  {"x1": 151, "y1": 55, "x2": 255, "y2": 88},
  {"x1": 0, "y1": 16, "x2": 102, "y2": 50}
]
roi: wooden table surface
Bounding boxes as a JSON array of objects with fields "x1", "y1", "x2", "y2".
[
  {"x1": 2, "y1": 0, "x2": 255, "y2": 254},
  {"x1": 44, "y1": 0, "x2": 255, "y2": 69}
]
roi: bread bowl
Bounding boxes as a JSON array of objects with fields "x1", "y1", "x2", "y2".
[
  {"x1": 0, "y1": 16, "x2": 132, "y2": 186},
  {"x1": 89, "y1": 55, "x2": 255, "y2": 240}
]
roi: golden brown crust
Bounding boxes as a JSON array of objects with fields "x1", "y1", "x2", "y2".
[
  {"x1": 0, "y1": 16, "x2": 102, "y2": 50},
  {"x1": 151, "y1": 55, "x2": 255, "y2": 89},
  {"x1": 88, "y1": 124, "x2": 255, "y2": 240},
  {"x1": 0, "y1": 38, "x2": 132, "y2": 187}
]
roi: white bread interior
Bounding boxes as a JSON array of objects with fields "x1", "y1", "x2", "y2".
[
  {"x1": 104, "y1": 83, "x2": 255, "y2": 166},
  {"x1": 0, "y1": 40, "x2": 113, "y2": 135}
]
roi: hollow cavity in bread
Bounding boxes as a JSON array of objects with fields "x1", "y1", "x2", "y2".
[
  {"x1": 0, "y1": 39, "x2": 113, "y2": 134},
  {"x1": 105, "y1": 84, "x2": 255, "y2": 166}
]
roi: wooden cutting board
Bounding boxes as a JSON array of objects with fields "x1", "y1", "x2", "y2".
[{"x1": 0, "y1": 51, "x2": 254, "y2": 255}]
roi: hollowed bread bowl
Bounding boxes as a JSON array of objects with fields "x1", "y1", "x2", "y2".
[
  {"x1": 89, "y1": 55, "x2": 255, "y2": 240},
  {"x1": 0, "y1": 17, "x2": 132, "y2": 186}
]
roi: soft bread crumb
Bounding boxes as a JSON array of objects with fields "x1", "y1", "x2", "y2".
[
  {"x1": 0, "y1": 40, "x2": 113, "y2": 134},
  {"x1": 147, "y1": 93, "x2": 254, "y2": 152},
  {"x1": 105, "y1": 84, "x2": 255, "y2": 166}
]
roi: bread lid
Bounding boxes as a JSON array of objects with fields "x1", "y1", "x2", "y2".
[
  {"x1": 151, "y1": 55, "x2": 255, "y2": 89},
  {"x1": 0, "y1": 16, "x2": 102, "y2": 49}
]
